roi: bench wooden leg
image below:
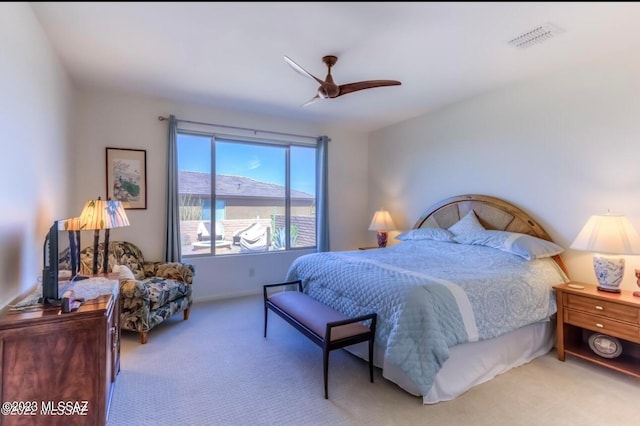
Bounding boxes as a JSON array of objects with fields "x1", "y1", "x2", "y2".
[
  {"x1": 323, "y1": 348, "x2": 330, "y2": 399},
  {"x1": 140, "y1": 331, "x2": 148, "y2": 344},
  {"x1": 263, "y1": 303, "x2": 268, "y2": 338},
  {"x1": 369, "y1": 337, "x2": 374, "y2": 383},
  {"x1": 183, "y1": 308, "x2": 190, "y2": 320}
]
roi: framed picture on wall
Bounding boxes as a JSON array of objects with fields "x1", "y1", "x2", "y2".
[{"x1": 106, "y1": 147, "x2": 147, "y2": 209}]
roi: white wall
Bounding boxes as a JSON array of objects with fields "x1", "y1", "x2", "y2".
[
  {"x1": 72, "y1": 90, "x2": 370, "y2": 301},
  {"x1": 369, "y1": 50, "x2": 640, "y2": 292},
  {"x1": 0, "y1": 3, "x2": 73, "y2": 307}
]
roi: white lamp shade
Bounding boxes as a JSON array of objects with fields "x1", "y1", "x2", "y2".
[
  {"x1": 570, "y1": 214, "x2": 640, "y2": 255},
  {"x1": 79, "y1": 198, "x2": 130, "y2": 230},
  {"x1": 368, "y1": 210, "x2": 396, "y2": 232}
]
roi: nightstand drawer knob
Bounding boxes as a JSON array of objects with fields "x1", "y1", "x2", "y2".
[
  {"x1": 595, "y1": 306, "x2": 604, "y2": 310},
  {"x1": 596, "y1": 323, "x2": 604, "y2": 328}
]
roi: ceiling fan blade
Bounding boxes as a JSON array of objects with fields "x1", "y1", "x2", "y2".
[
  {"x1": 284, "y1": 56, "x2": 326, "y2": 86},
  {"x1": 337, "y1": 80, "x2": 402, "y2": 97},
  {"x1": 301, "y1": 95, "x2": 320, "y2": 107}
]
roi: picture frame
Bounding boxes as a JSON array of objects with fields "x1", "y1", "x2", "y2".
[{"x1": 106, "y1": 147, "x2": 147, "y2": 209}]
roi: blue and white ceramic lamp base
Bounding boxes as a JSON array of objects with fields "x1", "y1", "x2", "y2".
[{"x1": 593, "y1": 255, "x2": 624, "y2": 293}]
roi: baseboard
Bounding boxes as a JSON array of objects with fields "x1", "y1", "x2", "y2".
[{"x1": 192, "y1": 289, "x2": 262, "y2": 304}]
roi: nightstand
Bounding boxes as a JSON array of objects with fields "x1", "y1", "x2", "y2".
[{"x1": 554, "y1": 282, "x2": 640, "y2": 378}]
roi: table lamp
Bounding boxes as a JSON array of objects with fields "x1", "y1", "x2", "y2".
[
  {"x1": 570, "y1": 213, "x2": 640, "y2": 293},
  {"x1": 79, "y1": 197, "x2": 130, "y2": 275},
  {"x1": 368, "y1": 210, "x2": 396, "y2": 248}
]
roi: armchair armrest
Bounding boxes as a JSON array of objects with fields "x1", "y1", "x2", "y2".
[
  {"x1": 143, "y1": 261, "x2": 195, "y2": 285},
  {"x1": 119, "y1": 278, "x2": 151, "y2": 299}
]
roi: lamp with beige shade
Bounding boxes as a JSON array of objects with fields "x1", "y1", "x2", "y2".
[
  {"x1": 79, "y1": 197, "x2": 130, "y2": 275},
  {"x1": 570, "y1": 213, "x2": 640, "y2": 293},
  {"x1": 368, "y1": 210, "x2": 396, "y2": 248}
]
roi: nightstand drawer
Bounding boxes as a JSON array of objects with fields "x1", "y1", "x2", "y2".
[
  {"x1": 565, "y1": 293, "x2": 640, "y2": 324},
  {"x1": 565, "y1": 309, "x2": 640, "y2": 342}
]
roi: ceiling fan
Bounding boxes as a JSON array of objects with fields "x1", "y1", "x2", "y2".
[{"x1": 284, "y1": 55, "x2": 401, "y2": 106}]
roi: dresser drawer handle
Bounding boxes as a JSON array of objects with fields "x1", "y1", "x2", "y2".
[
  {"x1": 594, "y1": 306, "x2": 604, "y2": 311},
  {"x1": 595, "y1": 323, "x2": 604, "y2": 328}
]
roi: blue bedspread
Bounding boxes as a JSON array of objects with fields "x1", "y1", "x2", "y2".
[{"x1": 285, "y1": 239, "x2": 568, "y2": 395}]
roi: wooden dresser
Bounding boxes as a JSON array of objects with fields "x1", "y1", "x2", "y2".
[
  {"x1": 554, "y1": 282, "x2": 640, "y2": 378},
  {"x1": 0, "y1": 279, "x2": 120, "y2": 426}
]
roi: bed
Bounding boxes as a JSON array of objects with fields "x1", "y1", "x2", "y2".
[{"x1": 285, "y1": 194, "x2": 569, "y2": 404}]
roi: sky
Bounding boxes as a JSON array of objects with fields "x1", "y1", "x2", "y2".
[{"x1": 177, "y1": 134, "x2": 316, "y2": 195}]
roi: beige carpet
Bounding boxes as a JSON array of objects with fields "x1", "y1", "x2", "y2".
[{"x1": 108, "y1": 295, "x2": 638, "y2": 426}]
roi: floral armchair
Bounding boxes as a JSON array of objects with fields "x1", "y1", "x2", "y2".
[{"x1": 80, "y1": 241, "x2": 195, "y2": 344}]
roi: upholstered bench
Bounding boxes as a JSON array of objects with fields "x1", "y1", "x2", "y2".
[{"x1": 263, "y1": 280, "x2": 377, "y2": 399}]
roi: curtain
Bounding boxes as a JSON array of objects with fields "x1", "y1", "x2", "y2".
[
  {"x1": 315, "y1": 136, "x2": 330, "y2": 252},
  {"x1": 164, "y1": 115, "x2": 181, "y2": 262}
]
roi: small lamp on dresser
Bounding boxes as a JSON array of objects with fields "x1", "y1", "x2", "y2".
[
  {"x1": 570, "y1": 213, "x2": 640, "y2": 293},
  {"x1": 368, "y1": 210, "x2": 396, "y2": 248}
]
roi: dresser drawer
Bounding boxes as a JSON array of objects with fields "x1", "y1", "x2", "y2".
[
  {"x1": 565, "y1": 293, "x2": 640, "y2": 324},
  {"x1": 565, "y1": 309, "x2": 640, "y2": 342}
]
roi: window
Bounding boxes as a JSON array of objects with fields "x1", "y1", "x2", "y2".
[{"x1": 177, "y1": 132, "x2": 316, "y2": 256}]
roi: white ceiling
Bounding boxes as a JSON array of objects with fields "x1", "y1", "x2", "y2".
[{"x1": 30, "y1": 2, "x2": 640, "y2": 132}]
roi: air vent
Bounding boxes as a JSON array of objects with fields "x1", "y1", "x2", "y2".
[{"x1": 508, "y1": 23, "x2": 565, "y2": 49}]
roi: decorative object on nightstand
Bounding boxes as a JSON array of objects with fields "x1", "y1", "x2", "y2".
[
  {"x1": 79, "y1": 197, "x2": 130, "y2": 275},
  {"x1": 570, "y1": 213, "x2": 640, "y2": 293},
  {"x1": 368, "y1": 210, "x2": 396, "y2": 248},
  {"x1": 588, "y1": 333, "x2": 623, "y2": 359},
  {"x1": 635, "y1": 269, "x2": 640, "y2": 297}
]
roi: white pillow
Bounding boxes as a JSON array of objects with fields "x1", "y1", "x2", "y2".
[
  {"x1": 395, "y1": 228, "x2": 455, "y2": 242},
  {"x1": 113, "y1": 264, "x2": 135, "y2": 281},
  {"x1": 454, "y1": 230, "x2": 564, "y2": 260},
  {"x1": 447, "y1": 210, "x2": 485, "y2": 236}
]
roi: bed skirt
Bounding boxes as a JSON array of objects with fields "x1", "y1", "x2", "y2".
[{"x1": 346, "y1": 319, "x2": 554, "y2": 404}]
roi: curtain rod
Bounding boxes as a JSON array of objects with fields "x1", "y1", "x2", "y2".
[{"x1": 157, "y1": 116, "x2": 318, "y2": 141}]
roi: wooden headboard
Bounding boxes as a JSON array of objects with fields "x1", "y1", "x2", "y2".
[{"x1": 414, "y1": 194, "x2": 567, "y2": 274}]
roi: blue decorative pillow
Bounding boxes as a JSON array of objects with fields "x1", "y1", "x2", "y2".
[
  {"x1": 454, "y1": 230, "x2": 564, "y2": 260},
  {"x1": 447, "y1": 210, "x2": 485, "y2": 236},
  {"x1": 396, "y1": 228, "x2": 455, "y2": 242}
]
